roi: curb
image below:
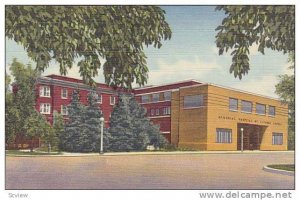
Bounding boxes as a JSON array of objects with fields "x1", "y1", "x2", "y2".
[
  {"x1": 263, "y1": 166, "x2": 294, "y2": 176},
  {"x1": 6, "y1": 150, "x2": 294, "y2": 157}
]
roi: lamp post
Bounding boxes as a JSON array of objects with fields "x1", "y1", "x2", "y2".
[
  {"x1": 241, "y1": 127, "x2": 244, "y2": 152},
  {"x1": 100, "y1": 117, "x2": 104, "y2": 154}
]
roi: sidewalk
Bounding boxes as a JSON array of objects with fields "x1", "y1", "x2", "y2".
[{"x1": 6, "y1": 150, "x2": 294, "y2": 157}]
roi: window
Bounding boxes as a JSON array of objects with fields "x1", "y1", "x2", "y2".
[
  {"x1": 156, "y1": 108, "x2": 160, "y2": 115},
  {"x1": 61, "y1": 88, "x2": 68, "y2": 99},
  {"x1": 151, "y1": 109, "x2": 155, "y2": 116},
  {"x1": 164, "y1": 91, "x2": 171, "y2": 101},
  {"x1": 61, "y1": 105, "x2": 68, "y2": 115},
  {"x1": 256, "y1": 103, "x2": 266, "y2": 115},
  {"x1": 229, "y1": 98, "x2": 238, "y2": 111},
  {"x1": 141, "y1": 95, "x2": 149, "y2": 103},
  {"x1": 110, "y1": 96, "x2": 115, "y2": 105},
  {"x1": 272, "y1": 133, "x2": 283, "y2": 145},
  {"x1": 183, "y1": 95, "x2": 204, "y2": 108},
  {"x1": 40, "y1": 103, "x2": 51, "y2": 114},
  {"x1": 40, "y1": 86, "x2": 50, "y2": 97},
  {"x1": 97, "y1": 94, "x2": 102, "y2": 104},
  {"x1": 269, "y1": 106, "x2": 276, "y2": 116},
  {"x1": 152, "y1": 93, "x2": 159, "y2": 102},
  {"x1": 216, "y1": 128, "x2": 232, "y2": 143},
  {"x1": 241, "y1": 100, "x2": 252, "y2": 113},
  {"x1": 163, "y1": 107, "x2": 171, "y2": 115}
]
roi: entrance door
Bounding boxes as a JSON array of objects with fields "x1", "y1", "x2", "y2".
[{"x1": 237, "y1": 124, "x2": 265, "y2": 150}]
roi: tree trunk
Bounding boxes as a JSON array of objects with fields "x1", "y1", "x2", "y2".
[{"x1": 30, "y1": 139, "x2": 34, "y2": 152}]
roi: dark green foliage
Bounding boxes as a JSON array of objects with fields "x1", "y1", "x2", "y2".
[
  {"x1": 215, "y1": 6, "x2": 295, "y2": 79},
  {"x1": 60, "y1": 90, "x2": 86, "y2": 152},
  {"x1": 60, "y1": 89, "x2": 109, "y2": 152},
  {"x1": 5, "y1": 58, "x2": 40, "y2": 143},
  {"x1": 275, "y1": 52, "x2": 295, "y2": 150},
  {"x1": 24, "y1": 110, "x2": 52, "y2": 151},
  {"x1": 5, "y1": 6, "x2": 172, "y2": 88},
  {"x1": 109, "y1": 94, "x2": 168, "y2": 152},
  {"x1": 52, "y1": 111, "x2": 65, "y2": 150}
]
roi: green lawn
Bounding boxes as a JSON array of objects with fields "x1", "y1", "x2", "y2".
[
  {"x1": 268, "y1": 164, "x2": 295, "y2": 172},
  {"x1": 6, "y1": 150, "x2": 61, "y2": 156}
]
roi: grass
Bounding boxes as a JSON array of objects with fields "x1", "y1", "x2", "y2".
[
  {"x1": 267, "y1": 164, "x2": 295, "y2": 172},
  {"x1": 5, "y1": 150, "x2": 61, "y2": 156}
]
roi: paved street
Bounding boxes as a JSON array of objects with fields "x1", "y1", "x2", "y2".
[{"x1": 6, "y1": 151, "x2": 294, "y2": 189}]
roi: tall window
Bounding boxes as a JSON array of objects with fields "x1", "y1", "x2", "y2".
[
  {"x1": 97, "y1": 94, "x2": 102, "y2": 104},
  {"x1": 269, "y1": 106, "x2": 276, "y2": 116},
  {"x1": 156, "y1": 108, "x2": 160, "y2": 115},
  {"x1": 229, "y1": 98, "x2": 238, "y2": 111},
  {"x1": 40, "y1": 86, "x2": 50, "y2": 97},
  {"x1": 110, "y1": 96, "x2": 115, "y2": 105},
  {"x1": 164, "y1": 91, "x2": 171, "y2": 101},
  {"x1": 183, "y1": 95, "x2": 204, "y2": 108},
  {"x1": 241, "y1": 100, "x2": 252, "y2": 113},
  {"x1": 141, "y1": 95, "x2": 149, "y2": 103},
  {"x1": 216, "y1": 128, "x2": 232, "y2": 143},
  {"x1": 163, "y1": 107, "x2": 171, "y2": 115},
  {"x1": 61, "y1": 88, "x2": 68, "y2": 99},
  {"x1": 272, "y1": 133, "x2": 283, "y2": 145},
  {"x1": 151, "y1": 109, "x2": 155, "y2": 116},
  {"x1": 152, "y1": 93, "x2": 159, "y2": 102},
  {"x1": 61, "y1": 105, "x2": 68, "y2": 115},
  {"x1": 40, "y1": 103, "x2": 51, "y2": 114},
  {"x1": 256, "y1": 103, "x2": 266, "y2": 115}
]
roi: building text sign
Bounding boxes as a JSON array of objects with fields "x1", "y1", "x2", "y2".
[{"x1": 218, "y1": 115, "x2": 281, "y2": 126}]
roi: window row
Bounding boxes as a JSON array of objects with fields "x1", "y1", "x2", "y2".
[
  {"x1": 39, "y1": 86, "x2": 116, "y2": 105},
  {"x1": 40, "y1": 103, "x2": 68, "y2": 115},
  {"x1": 141, "y1": 91, "x2": 171, "y2": 103},
  {"x1": 229, "y1": 98, "x2": 275, "y2": 116},
  {"x1": 215, "y1": 128, "x2": 283, "y2": 145},
  {"x1": 149, "y1": 107, "x2": 171, "y2": 116}
]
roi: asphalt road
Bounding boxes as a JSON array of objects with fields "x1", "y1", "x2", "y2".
[{"x1": 6, "y1": 152, "x2": 294, "y2": 189}]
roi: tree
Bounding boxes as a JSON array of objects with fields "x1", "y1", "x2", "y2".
[
  {"x1": 109, "y1": 94, "x2": 168, "y2": 152},
  {"x1": 60, "y1": 90, "x2": 86, "y2": 152},
  {"x1": 51, "y1": 111, "x2": 65, "y2": 151},
  {"x1": 215, "y1": 6, "x2": 295, "y2": 79},
  {"x1": 24, "y1": 111, "x2": 51, "y2": 152},
  {"x1": 5, "y1": 6, "x2": 172, "y2": 88},
  {"x1": 5, "y1": 58, "x2": 39, "y2": 145},
  {"x1": 275, "y1": 52, "x2": 295, "y2": 150}
]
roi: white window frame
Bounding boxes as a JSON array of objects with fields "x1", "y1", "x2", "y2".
[
  {"x1": 269, "y1": 105, "x2": 276, "y2": 117},
  {"x1": 163, "y1": 91, "x2": 171, "y2": 101},
  {"x1": 61, "y1": 88, "x2": 68, "y2": 99},
  {"x1": 61, "y1": 105, "x2": 68, "y2": 115},
  {"x1": 155, "y1": 108, "x2": 160, "y2": 116},
  {"x1": 110, "y1": 96, "x2": 115, "y2": 105},
  {"x1": 141, "y1": 95, "x2": 150, "y2": 103},
  {"x1": 97, "y1": 94, "x2": 102, "y2": 104},
  {"x1": 241, "y1": 100, "x2": 252, "y2": 113},
  {"x1": 151, "y1": 109, "x2": 155, "y2": 116},
  {"x1": 256, "y1": 103, "x2": 266, "y2": 115},
  {"x1": 272, "y1": 133, "x2": 283, "y2": 145},
  {"x1": 229, "y1": 98, "x2": 238, "y2": 111},
  {"x1": 163, "y1": 107, "x2": 171, "y2": 115},
  {"x1": 40, "y1": 103, "x2": 51, "y2": 114},
  {"x1": 152, "y1": 93, "x2": 160, "y2": 102},
  {"x1": 216, "y1": 128, "x2": 232, "y2": 143},
  {"x1": 40, "y1": 86, "x2": 51, "y2": 97}
]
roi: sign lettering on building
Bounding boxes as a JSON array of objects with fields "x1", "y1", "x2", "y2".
[{"x1": 217, "y1": 115, "x2": 281, "y2": 126}]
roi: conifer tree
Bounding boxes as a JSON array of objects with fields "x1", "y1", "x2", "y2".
[
  {"x1": 109, "y1": 94, "x2": 168, "y2": 152},
  {"x1": 109, "y1": 95, "x2": 135, "y2": 151},
  {"x1": 61, "y1": 89, "x2": 86, "y2": 152},
  {"x1": 53, "y1": 111, "x2": 65, "y2": 151}
]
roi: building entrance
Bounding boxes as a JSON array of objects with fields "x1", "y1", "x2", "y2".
[{"x1": 237, "y1": 123, "x2": 267, "y2": 150}]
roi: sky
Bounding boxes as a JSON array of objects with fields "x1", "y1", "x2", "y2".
[{"x1": 5, "y1": 5, "x2": 293, "y2": 98}]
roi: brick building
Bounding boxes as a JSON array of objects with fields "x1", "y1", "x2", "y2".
[{"x1": 10, "y1": 75, "x2": 289, "y2": 150}]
